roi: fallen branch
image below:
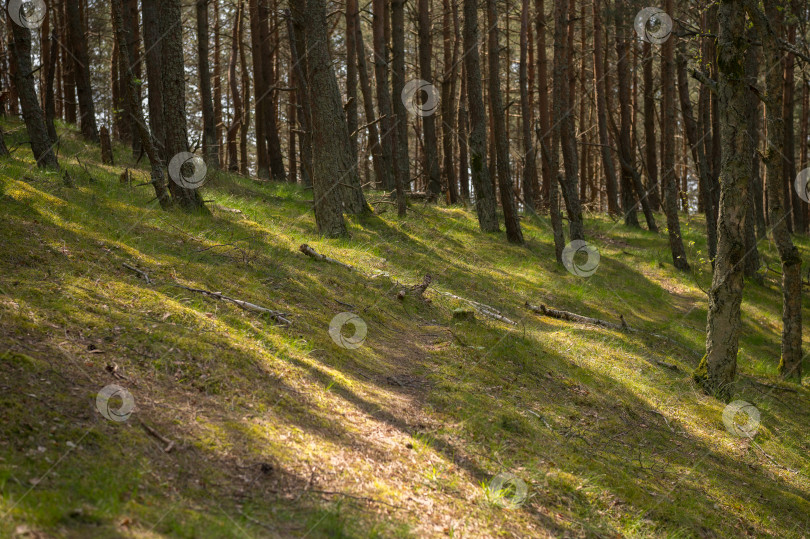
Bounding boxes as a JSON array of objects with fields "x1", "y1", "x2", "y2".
[
  {"x1": 172, "y1": 284, "x2": 292, "y2": 325},
  {"x1": 140, "y1": 420, "x2": 175, "y2": 453},
  {"x1": 397, "y1": 274, "x2": 432, "y2": 300},
  {"x1": 122, "y1": 263, "x2": 152, "y2": 284},
  {"x1": 438, "y1": 291, "x2": 517, "y2": 325},
  {"x1": 299, "y1": 244, "x2": 354, "y2": 271},
  {"x1": 526, "y1": 302, "x2": 629, "y2": 331}
]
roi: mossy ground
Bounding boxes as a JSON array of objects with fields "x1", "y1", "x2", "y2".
[{"x1": 1, "y1": 119, "x2": 809, "y2": 537}]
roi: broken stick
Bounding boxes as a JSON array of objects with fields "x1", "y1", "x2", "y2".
[
  {"x1": 299, "y1": 244, "x2": 355, "y2": 271},
  {"x1": 437, "y1": 291, "x2": 517, "y2": 325},
  {"x1": 172, "y1": 284, "x2": 292, "y2": 325}
]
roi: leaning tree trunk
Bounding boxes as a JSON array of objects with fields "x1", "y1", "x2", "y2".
[
  {"x1": 462, "y1": 0, "x2": 499, "y2": 233},
  {"x1": 64, "y1": 0, "x2": 98, "y2": 142},
  {"x1": 8, "y1": 22, "x2": 59, "y2": 168},
  {"x1": 111, "y1": 0, "x2": 171, "y2": 209},
  {"x1": 160, "y1": 0, "x2": 206, "y2": 211},
  {"x1": 661, "y1": 0, "x2": 689, "y2": 270},
  {"x1": 486, "y1": 0, "x2": 524, "y2": 244},
  {"x1": 750, "y1": 1, "x2": 803, "y2": 381},
  {"x1": 696, "y1": 0, "x2": 752, "y2": 397},
  {"x1": 290, "y1": 0, "x2": 369, "y2": 235}
]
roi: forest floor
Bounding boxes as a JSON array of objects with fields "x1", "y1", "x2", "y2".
[{"x1": 1, "y1": 119, "x2": 810, "y2": 538}]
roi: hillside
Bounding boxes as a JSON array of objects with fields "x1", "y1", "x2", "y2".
[{"x1": 1, "y1": 120, "x2": 810, "y2": 538}]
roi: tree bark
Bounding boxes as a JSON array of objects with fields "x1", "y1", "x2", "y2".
[
  {"x1": 642, "y1": 40, "x2": 660, "y2": 211},
  {"x1": 8, "y1": 21, "x2": 59, "y2": 168},
  {"x1": 111, "y1": 0, "x2": 171, "y2": 209},
  {"x1": 519, "y1": 0, "x2": 537, "y2": 213},
  {"x1": 486, "y1": 0, "x2": 524, "y2": 244},
  {"x1": 696, "y1": 0, "x2": 753, "y2": 397},
  {"x1": 442, "y1": 0, "x2": 460, "y2": 204},
  {"x1": 160, "y1": 0, "x2": 206, "y2": 210},
  {"x1": 289, "y1": 0, "x2": 368, "y2": 235},
  {"x1": 391, "y1": 0, "x2": 409, "y2": 215},
  {"x1": 372, "y1": 0, "x2": 396, "y2": 192},
  {"x1": 258, "y1": 0, "x2": 286, "y2": 181},
  {"x1": 462, "y1": 0, "x2": 499, "y2": 233},
  {"x1": 198, "y1": 0, "x2": 220, "y2": 169},
  {"x1": 417, "y1": 0, "x2": 442, "y2": 200},
  {"x1": 750, "y1": 1, "x2": 803, "y2": 382},
  {"x1": 142, "y1": 0, "x2": 166, "y2": 161},
  {"x1": 592, "y1": 0, "x2": 619, "y2": 216},
  {"x1": 64, "y1": 0, "x2": 98, "y2": 141},
  {"x1": 660, "y1": 0, "x2": 689, "y2": 270},
  {"x1": 535, "y1": 0, "x2": 551, "y2": 207}
]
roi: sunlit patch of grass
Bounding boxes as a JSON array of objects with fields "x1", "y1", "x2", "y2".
[{"x1": 1, "y1": 117, "x2": 810, "y2": 537}]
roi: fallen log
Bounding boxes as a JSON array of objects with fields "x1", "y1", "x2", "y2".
[
  {"x1": 525, "y1": 302, "x2": 629, "y2": 331},
  {"x1": 299, "y1": 244, "x2": 355, "y2": 271}
]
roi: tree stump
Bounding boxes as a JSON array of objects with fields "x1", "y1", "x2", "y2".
[{"x1": 100, "y1": 126, "x2": 114, "y2": 165}]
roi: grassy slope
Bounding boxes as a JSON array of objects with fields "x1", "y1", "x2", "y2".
[{"x1": 1, "y1": 120, "x2": 809, "y2": 538}]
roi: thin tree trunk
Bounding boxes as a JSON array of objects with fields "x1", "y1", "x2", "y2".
[
  {"x1": 535, "y1": 0, "x2": 551, "y2": 207},
  {"x1": 442, "y1": 0, "x2": 459, "y2": 204},
  {"x1": 60, "y1": 0, "x2": 76, "y2": 124},
  {"x1": 677, "y1": 41, "x2": 716, "y2": 261},
  {"x1": 547, "y1": 0, "x2": 568, "y2": 261},
  {"x1": 660, "y1": 0, "x2": 689, "y2": 270},
  {"x1": 111, "y1": 0, "x2": 171, "y2": 209},
  {"x1": 462, "y1": 0, "x2": 499, "y2": 233},
  {"x1": 519, "y1": 0, "x2": 537, "y2": 213},
  {"x1": 239, "y1": 12, "x2": 250, "y2": 176},
  {"x1": 391, "y1": 0, "x2": 408, "y2": 215},
  {"x1": 751, "y1": 1, "x2": 803, "y2": 381},
  {"x1": 418, "y1": 0, "x2": 442, "y2": 200},
  {"x1": 259, "y1": 0, "x2": 286, "y2": 181},
  {"x1": 227, "y1": 3, "x2": 243, "y2": 172},
  {"x1": 615, "y1": 4, "x2": 639, "y2": 227},
  {"x1": 214, "y1": 0, "x2": 224, "y2": 166},
  {"x1": 486, "y1": 0, "x2": 524, "y2": 244},
  {"x1": 743, "y1": 34, "x2": 761, "y2": 278},
  {"x1": 142, "y1": 0, "x2": 166, "y2": 161},
  {"x1": 65, "y1": 0, "x2": 98, "y2": 141},
  {"x1": 642, "y1": 40, "x2": 660, "y2": 211},
  {"x1": 198, "y1": 0, "x2": 219, "y2": 169},
  {"x1": 8, "y1": 21, "x2": 59, "y2": 168},
  {"x1": 248, "y1": 0, "x2": 269, "y2": 178},
  {"x1": 372, "y1": 0, "x2": 396, "y2": 192},
  {"x1": 592, "y1": 0, "x2": 618, "y2": 215}
]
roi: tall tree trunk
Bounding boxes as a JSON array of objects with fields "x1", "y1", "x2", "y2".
[
  {"x1": 592, "y1": 0, "x2": 619, "y2": 215},
  {"x1": 462, "y1": 0, "x2": 499, "y2": 233},
  {"x1": 44, "y1": 27, "x2": 58, "y2": 143},
  {"x1": 60, "y1": 0, "x2": 76, "y2": 124},
  {"x1": 227, "y1": 3, "x2": 243, "y2": 173},
  {"x1": 111, "y1": 0, "x2": 171, "y2": 209},
  {"x1": 161, "y1": 0, "x2": 206, "y2": 210},
  {"x1": 546, "y1": 0, "x2": 568, "y2": 261},
  {"x1": 677, "y1": 41, "x2": 716, "y2": 261},
  {"x1": 615, "y1": 4, "x2": 639, "y2": 227},
  {"x1": 696, "y1": 0, "x2": 753, "y2": 396},
  {"x1": 519, "y1": 0, "x2": 537, "y2": 213},
  {"x1": 417, "y1": 0, "x2": 442, "y2": 200},
  {"x1": 65, "y1": 0, "x2": 98, "y2": 141},
  {"x1": 487, "y1": 0, "x2": 524, "y2": 244},
  {"x1": 142, "y1": 0, "x2": 166, "y2": 161},
  {"x1": 535, "y1": 0, "x2": 551, "y2": 208},
  {"x1": 458, "y1": 62, "x2": 471, "y2": 202},
  {"x1": 743, "y1": 34, "x2": 761, "y2": 278},
  {"x1": 352, "y1": 1, "x2": 387, "y2": 194},
  {"x1": 556, "y1": 0, "x2": 584, "y2": 240},
  {"x1": 372, "y1": 0, "x2": 396, "y2": 192},
  {"x1": 442, "y1": 0, "x2": 459, "y2": 204},
  {"x1": 259, "y1": 0, "x2": 286, "y2": 181},
  {"x1": 783, "y1": 23, "x2": 804, "y2": 233},
  {"x1": 122, "y1": 0, "x2": 142, "y2": 153},
  {"x1": 750, "y1": 1, "x2": 803, "y2": 381},
  {"x1": 289, "y1": 0, "x2": 368, "y2": 234},
  {"x1": 391, "y1": 0, "x2": 409, "y2": 216},
  {"x1": 642, "y1": 40, "x2": 661, "y2": 211},
  {"x1": 213, "y1": 0, "x2": 224, "y2": 166},
  {"x1": 8, "y1": 21, "x2": 59, "y2": 168},
  {"x1": 248, "y1": 0, "x2": 269, "y2": 178},
  {"x1": 660, "y1": 0, "x2": 689, "y2": 270},
  {"x1": 345, "y1": 0, "x2": 358, "y2": 166},
  {"x1": 198, "y1": 0, "x2": 219, "y2": 169},
  {"x1": 239, "y1": 12, "x2": 250, "y2": 176}
]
